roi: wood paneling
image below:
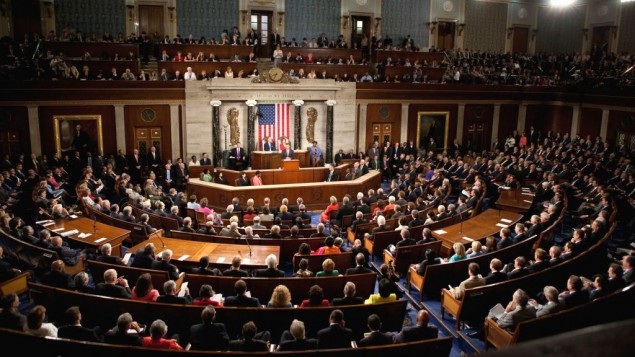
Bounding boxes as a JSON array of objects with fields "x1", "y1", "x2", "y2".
[
  {"x1": 11, "y1": 0, "x2": 41, "y2": 41},
  {"x1": 579, "y1": 107, "x2": 602, "y2": 139},
  {"x1": 408, "y1": 104, "x2": 458, "y2": 150},
  {"x1": 366, "y1": 104, "x2": 401, "y2": 151},
  {"x1": 464, "y1": 104, "x2": 493, "y2": 152},
  {"x1": 525, "y1": 105, "x2": 573, "y2": 136},
  {"x1": 0, "y1": 106, "x2": 30, "y2": 157},
  {"x1": 124, "y1": 105, "x2": 172, "y2": 161},
  {"x1": 512, "y1": 27, "x2": 529, "y2": 54},
  {"x1": 38, "y1": 106, "x2": 116, "y2": 156},
  {"x1": 498, "y1": 104, "x2": 519, "y2": 141},
  {"x1": 138, "y1": 5, "x2": 164, "y2": 37},
  {"x1": 607, "y1": 110, "x2": 635, "y2": 145}
]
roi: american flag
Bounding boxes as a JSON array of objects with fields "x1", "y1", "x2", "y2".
[{"x1": 258, "y1": 103, "x2": 290, "y2": 149}]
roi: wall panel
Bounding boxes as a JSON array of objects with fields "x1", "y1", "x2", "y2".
[
  {"x1": 578, "y1": 107, "x2": 602, "y2": 140},
  {"x1": 464, "y1": 0, "x2": 507, "y2": 52},
  {"x1": 176, "y1": 0, "x2": 239, "y2": 40},
  {"x1": 285, "y1": 0, "x2": 340, "y2": 46},
  {"x1": 525, "y1": 105, "x2": 573, "y2": 137},
  {"x1": 124, "y1": 105, "x2": 172, "y2": 161},
  {"x1": 607, "y1": 110, "x2": 635, "y2": 146},
  {"x1": 365, "y1": 104, "x2": 402, "y2": 152},
  {"x1": 618, "y1": 1, "x2": 635, "y2": 53},
  {"x1": 0, "y1": 106, "x2": 31, "y2": 158},
  {"x1": 535, "y1": 5, "x2": 585, "y2": 53},
  {"x1": 55, "y1": 0, "x2": 125, "y2": 38},
  {"x1": 498, "y1": 104, "x2": 519, "y2": 142},
  {"x1": 381, "y1": 0, "x2": 430, "y2": 50},
  {"x1": 463, "y1": 104, "x2": 493, "y2": 152}
]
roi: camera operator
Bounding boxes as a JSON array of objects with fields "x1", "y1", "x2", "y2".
[{"x1": 377, "y1": 261, "x2": 402, "y2": 298}]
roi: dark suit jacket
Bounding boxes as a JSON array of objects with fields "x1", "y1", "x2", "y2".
[
  {"x1": 200, "y1": 158, "x2": 212, "y2": 165},
  {"x1": 156, "y1": 294, "x2": 192, "y2": 304},
  {"x1": 229, "y1": 339, "x2": 268, "y2": 352},
  {"x1": 189, "y1": 322, "x2": 230, "y2": 351},
  {"x1": 345, "y1": 265, "x2": 373, "y2": 275},
  {"x1": 281, "y1": 149, "x2": 295, "y2": 160},
  {"x1": 104, "y1": 329, "x2": 142, "y2": 346},
  {"x1": 324, "y1": 170, "x2": 339, "y2": 182},
  {"x1": 263, "y1": 142, "x2": 276, "y2": 151},
  {"x1": 317, "y1": 324, "x2": 353, "y2": 349},
  {"x1": 222, "y1": 268, "x2": 249, "y2": 277},
  {"x1": 332, "y1": 296, "x2": 364, "y2": 306},
  {"x1": 484, "y1": 271, "x2": 508, "y2": 285},
  {"x1": 151, "y1": 260, "x2": 180, "y2": 280},
  {"x1": 278, "y1": 338, "x2": 318, "y2": 351},
  {"x1": 252, "y1": 267, "x2": 285, "y2": 277},
  {"x1": 358, "y1": 331, "x2": 394, "y2": 347},
  {"x1": 393, "y1": 324, "x2": 438, "y2": 343},
  {"x1": 224, "y1": 294, "x2": 261, "y2": 307},
  {"x1": 96, "y1": 254, "x2": 124, "y2": 265},
  {"x1": 130, "y1": 251, "x2": 155, "y2": 269},
  {"x1": 95, "y1": 283, "x2": 132, "y2": 298},
  {"x1": 58, "y1": 325, "x2": 101, "y2": 342}
]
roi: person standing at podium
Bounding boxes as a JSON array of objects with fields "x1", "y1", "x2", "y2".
[
  {"x1": 309, "y1": 141, "x2": 322, "y2": 167},
  {"x1": 263, "y1": 136, "x2": 276, "y2": 152},
  {"x1": 229, "y1": 142, "x2": 246, "y2": 170},
  {"x1": 282, "y1": 146, "x2": 294, "y2": 160}
]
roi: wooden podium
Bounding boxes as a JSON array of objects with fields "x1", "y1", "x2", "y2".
[
  {"x1": 251, "y1": 150, "x2": 310, "y2": 169},
  {"x1": 277, "y1": 159, "x2": 300, "y2": 184}
]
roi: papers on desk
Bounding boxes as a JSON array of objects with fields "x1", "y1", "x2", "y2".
[
  {"x1": 522, "y1": 193, "x2": 534, "y2": 196},
  {"x1": 50, "y1": 228, "x2": 64, "y2": 232},
  {"x1": 122, "y1": 253, "x2": 132, "y2": 265},
  {"x1": 216, "y1": 257, "x2": 226, "y2": 263},
  {"x1": 178, "y1": 282, "x2": 188, "y2": 297},
  {"x1": 178, "y1": 255, "x2": 190, "y2": 261},
  {"x1": 499, "y1": 218, "x2": 512, "y2": 223},
  {"x1": 500, "y1": 186, "x2": 511, "y2": 190},
  {"x1": 77, "y1": 233, "x2": 92, "y2": 239},
  {"x1": 495, "y1": 223, "x2": 508, "y2": 228},
  {"x1": 94, "y1": 237, "x2": 107, "y2": 243},
  {"x1": 36, "y1": 220, "x2": 53, "y2": 225},
  {"x1": 434, "y1": 229, "x2": 447, "y2": 235},
  {"x1": 69, "y1": 215, "x2": 78, "y2": 219},
  {"x1": 41, "y1": 222, "x2": 55, "y2": 227},
  {"x1": 60, "y1": 229, "x2": 79, "y2": 237},
  {"x1": 462, "y1": 237, "x2": 473, "y2": 242},
  {"x1": 211, "y1": 293, "x2": 223, "y2": 304},
  {"x1": 489, "y1": 303, "x2": 506, "y2": 320},
  {"x1": 242, "y1": 258, "x2": 251, "y2": 264},
  {"x1": 523, "y1": 200, "x2": 533, "y2": 203}
]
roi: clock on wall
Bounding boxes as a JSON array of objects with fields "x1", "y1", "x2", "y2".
[
  {"x1": 268, "y1": 67, "x2": 284, "y2": 82},
  {"x1": 141, "y1": 108, "x2": 156, "y2": 122}
]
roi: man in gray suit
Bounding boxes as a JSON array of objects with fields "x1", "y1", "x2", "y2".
[
  {"x1": 496, "y1": 289, "x2": 536, "y2": 332},
  {"x1": 529, "y1": 286, "x2": 562, "y2": 317}
]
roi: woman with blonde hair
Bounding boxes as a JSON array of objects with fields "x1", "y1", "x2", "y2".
[
  {"x1": 267, "y1": 284, "x2": 292, "y2": 308},
  {"x1": 319, "y1": 195, "x2": 339, "y2": 224},
  {"x1": 447, "y1": 242, "x2": 467, "y2": 262},
  {"x1": 316, "y1": 258, "x2": 339, "y2": 277},
  {"x1": 466, "y1": 241, "x2": 485, "y2": 258}
]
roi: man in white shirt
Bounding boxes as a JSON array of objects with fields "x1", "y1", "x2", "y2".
[{"x1": 184, "y1": 66, "x2": 197, "y2": 80}]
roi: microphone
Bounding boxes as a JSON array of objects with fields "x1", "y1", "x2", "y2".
[
  {"x1": 243, "y1": 233, "x2": 253, "y2": 258},
  {"x1": 150, "y1": 229, "x2": 166, "y2": 249},
  {"x1": 93, "y1": 215, "x2": 97, "y2": 233}
]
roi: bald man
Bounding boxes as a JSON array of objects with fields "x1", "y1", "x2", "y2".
[{"x1": 393, "y1": 310, "x2": 438, "y2": 343}]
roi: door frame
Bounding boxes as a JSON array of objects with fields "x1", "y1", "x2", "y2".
[{"x1": 137, "y1": 4, "x2": 165, "y2": 37}]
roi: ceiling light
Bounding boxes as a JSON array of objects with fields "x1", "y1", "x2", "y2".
[{"x1": 550, "y1": 0, "x2": 576, "y2": 7}]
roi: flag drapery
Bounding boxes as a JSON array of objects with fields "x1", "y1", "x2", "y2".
[{"x1": 258, "y1": 103, "x2": 290, "y2": 149}]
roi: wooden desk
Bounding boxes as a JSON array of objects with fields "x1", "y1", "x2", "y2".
[
  {"x1": 279, "y1": 63, "x2": 368, "y2": 79},
  {"x1": 495, "y1": 188, "x2": 534, "y2": 213},
  {"x1": 187, "y1": 170, "x2": 381, "y2": 211},
  {"x1": 383, "y1": 66, "x2": 446, "y2": 81},
  {"x1": 431, "y1": 210, "x2": 523, "y2": 256},
  {"x1": 285, "y1": 47, "x2": 363, "y2": 62},
  {"x1": 372, "y1": 50, "x2": 444, "y2": 64},
  {"x1": 41, "y1": 217, "x2": 130, "y2": 257},
  {"x1": 251, "y1": 150, "x2": 309, "y2": 169},
  {"x1": 130, "y1": 236, "x2": 279, "y2": 270},
  {"x1": 158, "y1": 61, "x2": 257, "y2": 77},
  {"x1": 43, "y1": 42, "x2": 140, "y2": 58}
]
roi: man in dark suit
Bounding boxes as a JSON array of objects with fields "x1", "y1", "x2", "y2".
[
  {"x1": 278, "y1": 320, "x2": 318, "y2": 351},
  {"x1": 223, "y1": 256, "x2": 250, "y2": 277},
  {"x1": 129, "y1": 242, "x2": 156, "y2": 269},
  {"x1": 229, "y1": 142, "x2": 247, "y2": 170},
  {"x1": 332, "y1": 282, "x2": 365, "y2": 306},
  {"x1": 146, "y1": 146, "x2": 160, "y2": 174},
  {"x1": 263, "y1": 137, "x2": 276, "y2": 152},
  {"x1": 229, "y1": 322, "x2": 270, "y2": 352},
  {"x1": 174, "y1": 161, "x2": 189, "y2": 190},
  {"x1": 199, "y1": 152, "x2": 212, "y2": 165},
  {"x1": 103, "y1": 313, "x2": 142, "y2": 346},
  {"x1": 393, "y1": 310, "x2": 438, "y2": 343},
  {"x1": 324, "y1": 164, "x2": 339, "y2": 182},
  {"x1": 370, "y1": 216, "x2": 390, "y2": 241},
  {"x1": 345, "y1": 253, "x2": 373, "y2": 275},
  {"x1": 127, "y1": 148, "x2": 142, "y2": 183},
  {"x1": 484, "y1": 258, "x2": 508, "y2": 285},
  {"x1": 334, "y1": 149, "x2": 346, "y2": 165},
  {"x1": 57, "y1": 306, "x2": 101, "y2": 342},
  {"x1": 95, "y1": 268, "x2": 132, "y2": 298},
  {"x1": 151, "y1": 249, "x2": 180, "y2": 280},
  {"x1": 224, "y1": 279, "x2": 261, "y2": 307},
  {"x1": 269, "y1": 28, "x2": 281, "y2": 52},
  {"x1": 357, "y1": 314, "x2": 394, "y2": 347},
  {"x1": 252, "y1": 254, "x2": 285, "y2": 277},
  {"x1": 41, "y1": 259, "x2": 75, "y2": 290},
  {"x1": 334, "y1": 196, "x2": 354, "y2": 225},
  {"x1": 189, "y1": 306, "x2": 230, "y2": 351},
  {"x1": 95, "y1": 243, "x2": 125, "y2": 265},
  {"x1": 281, "y1": 146, "x2": 295, "y2": 160},
  {"x1": 157, "y1": 280, "x2": 192, "y2": 304},
  {"x1": 317, "y1": 309, "x2": 353, "y2": 349}
]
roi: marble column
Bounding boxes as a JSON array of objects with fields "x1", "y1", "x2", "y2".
[
  {"x1": 600, "y1": 109, "x2": 609, "y2": 141},
  {"x1": 210, "y1": 100, "x2": 222, "y2": 165},
  {"x1": 400, "y1": 103, "x2": 409, "y2": 144},
  {"x1": 293, "y1": 100, "x2": 304, "y2": 150},
  {"x1": 325, "y1": 100, "x2": 337, "y2": 164},
  {"x1": 114, "y1": 104, "x2": 126, "y2": 152},
  {"x1": 457, "y1": 104, "x2": 465, "y2": 144},
  {"x1": 169, "y1": 104, "x2": 180, "y2": 161},
  {"x1": 358, "y1": 103, "x2": 368, "y2": 152},
  {"x1": 492, "y1": 104, "x2": 501, "y2": 146},
  {"x1": 245, "y1": 100, "x2": 257, "y2": 156},
  {"x1": 517, "y1": 104, "x2": 527, "y2": 133},
  {"x1": 570, "y1": 105, "x2": 581, "y2": 138},
  {"x1": 27, "y1": 105, "x2": 41, "y2": 155}
]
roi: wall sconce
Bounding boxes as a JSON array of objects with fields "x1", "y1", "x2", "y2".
[
  {"x1": 241, "y1": 10, "x2": 248, "y2": 26},
  {"x1": 42, "y1": 1, "x2": 53, "y2": 19},
  {"x1": 582, "y1": 28, "x2": 589, "y2": 40},
  {"x1": 428, "y1": 21, "x2": 437, "y2": 34},
  {"x1": 531, "y1": 29, "x2": 538, "y2": 41},
  {"x1": 506, "y1": 27, "x2": 513, "y2": 39},
  {"x1": 278, "y1": 11, "x2": 284, "y2": 26},
  {"x1": 126, "y1": 5, "x2": 134, "y2": 21},
  {"x1": 610, "y1": 26, "x2": 618, "y2": 38},
  {"x1": 168, "y1": 6, "x2": 175, "y2": 23},
  {"x1": 458, "y1": 23, "x2": 465, "y2": 36},
  {"x1": 342, "y1": 15, "x2": 349, "y2": 30}
]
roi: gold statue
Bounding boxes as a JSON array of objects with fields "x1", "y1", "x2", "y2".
[
  {"x1": 227, "y1": 107, "x2": 240, "y2": 146},
  {"x1": 306, "y1": 107, "x2": 318, "y2": 144}
]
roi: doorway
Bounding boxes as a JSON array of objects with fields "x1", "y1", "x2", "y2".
[
  {"x1": 512, "y1": 27, "x2": 529, "y2": 54},
  {"x1": 436, "y1": 22, "x2": 455, "y2": 50},
  {"x1": 138, "y1": 5, "x2": 164, "y2": 36},
  {"x1": 134, "y1": 127, "x2": 163, "y2": 160},
  {"x1": 11, "y1": 0, "x2": 41, "y2": 41},
  {"x1": 251, "y1": 10, "x2": 273, "y2": 58},
  {"x1": 351, "y1": 15, "x2": 370, "y2": 59},
  {"x1": 591, "y1": 26, "x2": 611, "y2": 54},
  {"x1": 464, "y1": 122, "x2": 488, "y2": 153}
]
